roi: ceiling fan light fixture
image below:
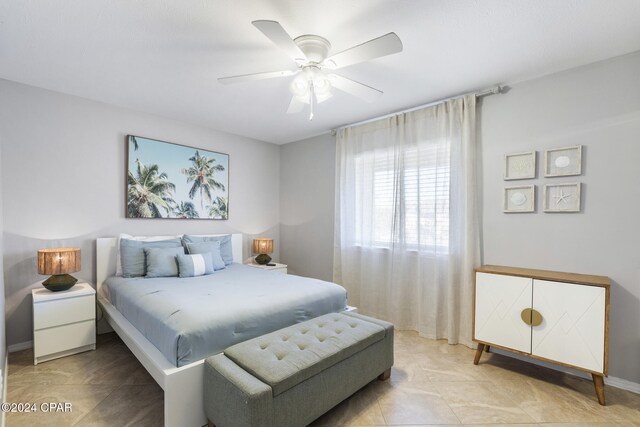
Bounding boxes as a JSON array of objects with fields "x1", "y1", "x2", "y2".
[
  {"x1": 289, "y1": 66, "x2": 332, "y2": 103},
  {"x1": 295, "y1": 90, "x2": 332, "y2": 105},
  {"x1": 290, "y1": 75, "x2": 309, "y2": 97},
  {"x1": 312, "y1": 73, "x2": 331, "y2": 96}
]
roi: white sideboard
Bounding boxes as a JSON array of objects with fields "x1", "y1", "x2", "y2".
[{"x1": 473, "y1": 265, "x2": 609, "y2": 405}]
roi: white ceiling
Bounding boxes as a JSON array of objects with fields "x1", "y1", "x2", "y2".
[{"x1": 1, "y1": 1, "x2": 640, "y2": 144}]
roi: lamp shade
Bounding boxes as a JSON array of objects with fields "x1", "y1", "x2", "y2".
[
  {"x1": 38, "y1": 248, "x2": 81, "y2": 275},
  {"x1": 252, "y1": 238, "x2": 273, "y2": 255}
]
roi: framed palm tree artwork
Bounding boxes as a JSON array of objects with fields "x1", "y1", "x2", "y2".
[{"x1": 126, "y1": 135, "x2": 229, "y2": 219}]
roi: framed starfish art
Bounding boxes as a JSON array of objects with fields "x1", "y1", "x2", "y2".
[{"x1": 543, "y1": 182, "x2": 581, "y2": 212}]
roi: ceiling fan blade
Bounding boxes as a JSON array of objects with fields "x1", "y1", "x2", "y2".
[
  {"x1": 324, "y1": 33, "x2": 403, "y2": 69},
  {"x1": 218, "y1": 69, "x2": 298, "y2": 85},
  {"x1": 287, "y1": 96, "x2": 305, "y2": 114},
  {"x1": 329, "y1": 74, "x2": 383, "y2": 102},
  {"x1": 252, "y1": 20, "x2": 308, "y2": 64}
]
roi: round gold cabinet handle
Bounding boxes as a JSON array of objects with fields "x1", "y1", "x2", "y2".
[
  {"x1": 531, "y1": 309, "x2": 543, "y2": 326},
  {"x1": 521, "y1": 308, "x2": 544, "y2": 327}
]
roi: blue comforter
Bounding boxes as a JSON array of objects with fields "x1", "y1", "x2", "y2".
[{"x1": 103, "y1": 264, "x2": 347, "y2": 367}]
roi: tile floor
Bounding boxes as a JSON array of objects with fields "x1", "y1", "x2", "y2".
[{"x1": 6, "y1": 331, "x2": 640, "y2": 426}]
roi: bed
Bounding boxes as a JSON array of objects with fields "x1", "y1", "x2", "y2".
[{"x1": 96, "y1": 234, "x2": 348, "y2": 427}]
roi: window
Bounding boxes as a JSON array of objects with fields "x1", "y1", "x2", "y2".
[{"x1": 354, "y1": 141, "x2": 450, "y2": 250}]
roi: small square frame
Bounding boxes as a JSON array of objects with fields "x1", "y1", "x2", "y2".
[
  {"x1": 503, "y1": 185, "x2": 535, "y2": 213},
  {"x1": 543, "y1": 182, "x2": 581, "y2": 212},
  {"x1": 544, "y1": 145, "x2": 582, "y2": 177},
  {"x1": 504, "y1": 151, "x2": 536, "y2": 180}
]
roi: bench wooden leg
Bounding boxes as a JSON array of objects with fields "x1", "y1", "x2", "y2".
[
  {"x1": 378, "y1": 368, "x2": 391, "y2": 381},
  {"x1": 473, "y1": 343, "x2": 485, "y2": 365},
  {"x1": 485, "y1": 345, "x2": 491, "y2": 353},
  {"x1": 592, "y1": 374, "x2": 606, "y2": 405}
]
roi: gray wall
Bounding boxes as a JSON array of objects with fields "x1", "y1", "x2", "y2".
[
  {"x1": 279, "y1": 133, "x2": 336, "y2": 281},
  {"x1": 481, "y1": 52, "x2": 640, "y2": 384},
  {"x1": 0, "y1": 79, "x2": 280, "y2": 347},
  {"x1": 279, "y1": 52, "x2": 640, "y2": 384}
]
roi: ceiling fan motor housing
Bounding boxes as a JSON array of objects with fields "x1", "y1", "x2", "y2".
[{"x1": 294, "y1": 35, "x2": 331, "y2": 64}]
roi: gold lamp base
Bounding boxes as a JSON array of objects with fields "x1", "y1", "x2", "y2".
[
  {"x1": 255, "y1": 254, "x2": 272, "y2": 265},
  {"x1": 42, "y1": 274, "x2": 78, "y2": 292}
]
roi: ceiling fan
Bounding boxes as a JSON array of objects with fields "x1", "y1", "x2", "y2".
[{"x1": 218, "y1": 20, "x2": 403, "y2": 120}]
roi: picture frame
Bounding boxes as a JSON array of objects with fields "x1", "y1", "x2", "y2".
[
  {"x1": 543, "y1": 182, "x2": 581, "y2": 213},
  {"x1": 544, "y1": 145, "x2": 582, "y2": 177},
  {"x1": 504, "y1": 151, "x2": 536, "y2": 180},
  {"x1": 126, "y1": 135, "x2": 229, "y2": 219},
  {"x1": 503, "y1": 185, "x2": 535, "y2": 213}
]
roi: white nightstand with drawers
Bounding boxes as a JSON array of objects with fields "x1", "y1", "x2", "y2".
[{"x1": 32, "y1": 282, "x2": 96, "y2": 364}]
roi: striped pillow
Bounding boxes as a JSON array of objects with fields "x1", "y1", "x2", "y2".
[{"x1": 176, "y1": 253, "x2": 214, "y2": 278}]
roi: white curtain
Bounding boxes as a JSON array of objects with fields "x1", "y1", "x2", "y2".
[{"x1": 334, "y1": 94, "x2": 479, "y2": 346}]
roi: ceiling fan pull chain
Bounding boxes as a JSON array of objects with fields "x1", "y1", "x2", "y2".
[{"x1": 309, "y1": 80, "x2": 315, "y2": 121}]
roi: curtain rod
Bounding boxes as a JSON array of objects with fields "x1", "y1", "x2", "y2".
[{"x1": 332, "y1": 84, "x2": 505, "y2": 133}]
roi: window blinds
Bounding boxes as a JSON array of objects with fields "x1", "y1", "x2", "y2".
[{"x1": 354, "y1": 141, "x2": 450, "y2": 250}]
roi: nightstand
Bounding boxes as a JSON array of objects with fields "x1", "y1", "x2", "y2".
[
  {"x1": 32, "y1": 282, "x2": 96, "y2": 364},
  {"x1": 246, "y1": 262, "x2": 288, "y2": 274}
]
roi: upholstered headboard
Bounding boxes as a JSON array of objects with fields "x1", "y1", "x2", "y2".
[{"x1": 96, "y1": 234, "x2": 243, "y2": 292}]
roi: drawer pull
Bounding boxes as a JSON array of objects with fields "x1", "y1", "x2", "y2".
[{"x1": 521, "y1": 308, "x2": 543, "y2": 326}]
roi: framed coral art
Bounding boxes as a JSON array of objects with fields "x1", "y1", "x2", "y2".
[
  {"x1": 126, "y1": 135, "x2": 229, "y2": 219},
  {"x1": 504, "y1": 151, "x2": 536, "y2": 180}
]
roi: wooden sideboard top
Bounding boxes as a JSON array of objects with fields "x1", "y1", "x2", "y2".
[{"x1": 476, "y1": 265, "x2": 610, "y2": 288}]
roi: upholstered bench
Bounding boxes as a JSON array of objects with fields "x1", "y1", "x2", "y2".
[{"x1": 204, "y1": 311, "x2": 394, "y2": 427}]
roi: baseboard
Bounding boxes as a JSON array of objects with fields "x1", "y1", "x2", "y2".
[
  {"x1": 491, "y1": 347, "x2": 640, "y2": 395},
  {"x1": 606, "y1": 376, "x2": 640, "y2": 394},
  {"x1": 7, "y1": 341, "x2": 32, "y2": 353}
]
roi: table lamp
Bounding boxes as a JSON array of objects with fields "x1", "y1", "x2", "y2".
[
  {"x1": 37, "y1": 247, "x2": 81, "y2": 291},
  {"x1": 253, "y1": 238, "x2": 273, "y2": 265}
]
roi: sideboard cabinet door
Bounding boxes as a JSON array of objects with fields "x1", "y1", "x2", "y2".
[
  {"x1": 474, "y1": 272, "x2": 532, "y2": 353},
  {"x1": 531, "y1": 279, "x2": 606, "y2": 373}
]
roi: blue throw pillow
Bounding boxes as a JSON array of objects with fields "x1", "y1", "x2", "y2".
[
  {"x1": 143, "y1": 247, "x2": 184, "y2": 278},
  {"x1": 185, "y1": 241, "x2": 226, "y2": 271},
  {"x1": 176, "y1": 253, "x2": 214, "y2": 278},
  {"x1": 120, "y1": 238, "x2": 183, "y2": 278},
  {"x1": 182, "y1": 234, "x2": 233, "y2": 265}
]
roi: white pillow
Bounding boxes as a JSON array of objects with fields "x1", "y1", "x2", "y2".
[{"x1": 116, "y1": 233, "x2": 183, "y2": 276}]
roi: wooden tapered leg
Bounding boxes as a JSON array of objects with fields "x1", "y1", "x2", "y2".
[
  {"x1": 592, "y1": 374, "x2": 606, "y2": 405},
  {"x1": 473, "y1": 343, "x2": 485, "y2": 365},
  {"x1": 378, "y1": 368, "x2": 391, "y2": 381},
  {"x1": 485, "y1": 345, "x2": 491, "y2": 353}
]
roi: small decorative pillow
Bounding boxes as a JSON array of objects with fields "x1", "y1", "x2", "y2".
[
  {"x1": 176, "y1": 253, "x2": 214, "y2": 278},
  {"x1": 182, "y1": 234, "x2": 233, "y2": 265},
  {"x1": 120, "y1": 238, "x2": 183, "y2": 277},
  {"x1": 185, "y1": 241, "x2": 226, "y2": 271},
  {"x1": 143, "y1": 247, "x2": 184, "y2": 278},
  {"x1": 116, "y1": 234, "x2": 182, "y2": 276}
]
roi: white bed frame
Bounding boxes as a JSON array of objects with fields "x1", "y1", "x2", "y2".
[{"x1": 96, "y1": 234, "x2": 243, "y2": 427}]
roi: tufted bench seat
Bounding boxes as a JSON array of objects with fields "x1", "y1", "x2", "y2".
[{"x1": 204, "y1": 311, "x2": 393, "y2": 427}]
